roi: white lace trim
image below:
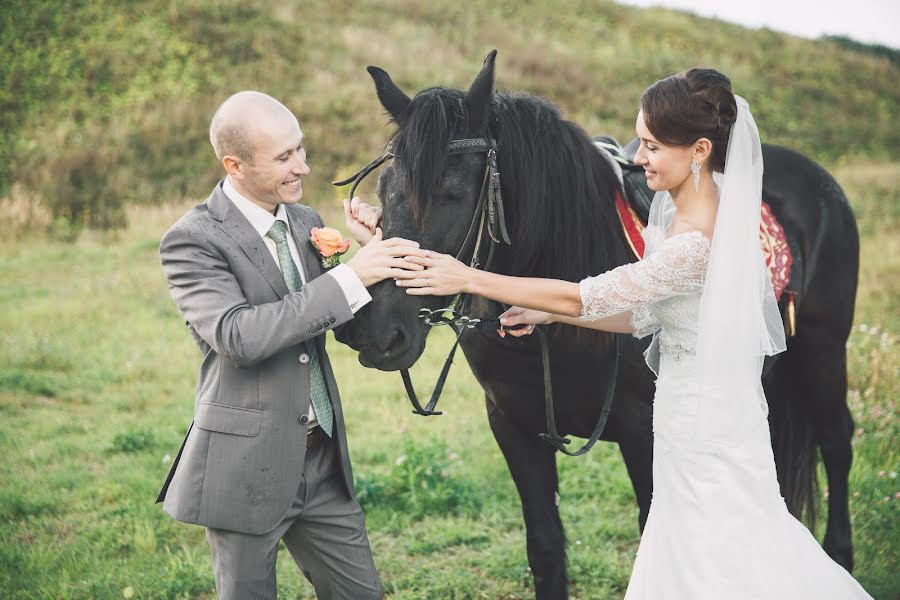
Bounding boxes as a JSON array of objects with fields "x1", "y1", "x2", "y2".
[{"x1": 578, "y1": 228, "x2": 711, "y2": 334}]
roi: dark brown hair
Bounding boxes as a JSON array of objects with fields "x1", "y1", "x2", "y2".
[{"x1": 640, "y1": 68, "x2": 737, "y2": 172}]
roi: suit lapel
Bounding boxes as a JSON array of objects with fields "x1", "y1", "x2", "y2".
[
  {"x1": 286, "y1": 205, "x2": 323, "y2": 284},
  {"x1": 208, "y1": 184, "x2": 289, "y2": 299}
]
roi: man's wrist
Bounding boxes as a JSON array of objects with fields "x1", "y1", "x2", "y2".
[{"x1": 345, "y1": 259, "x2": 367, "y2": 287}]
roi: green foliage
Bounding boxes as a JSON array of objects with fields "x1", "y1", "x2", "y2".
[
  {"x1": 157, "y1": 546, "x2": 217, "y2": 599},
  {"x1": 356, "y1": 436, "x2": 483, "y2": 519},
  {"x1": 824, "y1": 35, "x2": 900, "y2": 67},
  {"x1": 2, "y1": 0, "x2": 899, "y2": 235},
  {"x1": 110, "y1": 427, "x2": 157, "y2": 453}
]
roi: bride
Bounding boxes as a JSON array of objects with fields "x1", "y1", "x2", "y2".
[{"x1": 388, "y1": 68, "x2": 872, "y2": 598}]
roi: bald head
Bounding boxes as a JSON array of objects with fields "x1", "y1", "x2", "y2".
[{"x1": 209, "y1": 91, "x2": 298, "y2": 163}]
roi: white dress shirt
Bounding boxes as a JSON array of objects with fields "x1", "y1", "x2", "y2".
[
  {"x1": 222, "y1": 177, "x2": 372, "y2": 427},
  {"x1": 222, "y1": 177, "x2": 371, "y2": 312}
]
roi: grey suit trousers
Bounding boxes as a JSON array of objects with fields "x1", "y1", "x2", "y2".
[{"x1": 205, "y1": 434, "x2": 383, "y2": 599}]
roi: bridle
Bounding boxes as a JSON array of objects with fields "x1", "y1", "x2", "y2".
[{"x1": 334, "y1": 136, "x2": 617, "y2": 456}]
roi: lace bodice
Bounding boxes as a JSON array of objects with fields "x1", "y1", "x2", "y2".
[{"x1": 579, "y1": 225, "x2": 711, "y2": 358}]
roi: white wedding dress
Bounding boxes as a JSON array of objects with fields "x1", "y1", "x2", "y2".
[{"x1": 580, "y1": 225, "x2": 873, "y2": 599}]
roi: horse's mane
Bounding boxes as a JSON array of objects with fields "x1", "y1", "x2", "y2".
[{"x1": 391, "y1": 87, "x2": 628, "y2": 283}]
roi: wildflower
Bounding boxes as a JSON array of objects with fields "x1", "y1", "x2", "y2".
[{"x1": 123, "y1": 588, "x2": 135, "y2": 599}]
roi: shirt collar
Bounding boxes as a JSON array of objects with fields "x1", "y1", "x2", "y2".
[{"x1": 222, "y1": 176, "x2": 290, "y2": 239}]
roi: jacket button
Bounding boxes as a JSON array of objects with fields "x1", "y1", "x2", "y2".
[
  {"x1": 299, "y1": 353, "x2": 310, "y2": 364},
  {"x1": 329, "y1": 317, "x2": 336, "y2": 325},
  {"x1": 299, "y1": 414, "x2": 309, "y2": 424}
]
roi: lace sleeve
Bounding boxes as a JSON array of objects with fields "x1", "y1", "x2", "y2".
[
  {"x1": 630, "y1": 305, "x2": 660, "y2": 339},
  {"x1": 579, "y1": 231, "x2": 711, "y2": 325}
]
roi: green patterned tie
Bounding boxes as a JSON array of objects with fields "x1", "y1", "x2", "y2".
[{"x1": 266, "y1": 220, "x2": 333, "y2": 437}]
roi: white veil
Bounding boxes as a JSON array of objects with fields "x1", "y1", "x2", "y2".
[{"x1": 647, "y1": 96, "x2": 786, "y2": 445}]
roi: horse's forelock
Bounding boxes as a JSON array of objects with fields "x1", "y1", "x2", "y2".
[{"x1": 392, "y1": 88, "x2": 468, "y2": 223}]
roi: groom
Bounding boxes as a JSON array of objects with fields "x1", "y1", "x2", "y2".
[{"x1": 156, "y1": 91, "x2": 423, "y2": 599}]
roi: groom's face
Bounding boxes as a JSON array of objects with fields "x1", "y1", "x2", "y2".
[{"x1": 238, "y1": 113, "x2": 310, "y2": 210}]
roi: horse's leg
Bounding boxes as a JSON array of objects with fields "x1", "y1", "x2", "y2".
[
  {"x1": 610, "y1": 352, "x2": 655, "y2": 533},
  {"x1": 487, "y1": 397, "x2": 567, "y2": 600},
  {"x1": 770, "y1": 333, "x2": 855, "y2": 573},
  {"x1": 615, "y1": 415, "x2": 654, "y2": 533},
  {"x1": 808, "y1": 343, "x2": 856, "y2": 572}
]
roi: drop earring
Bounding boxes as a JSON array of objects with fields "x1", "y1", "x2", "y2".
[{"x1": 690, "y1": 160, "x2": 701, "y2": 192}]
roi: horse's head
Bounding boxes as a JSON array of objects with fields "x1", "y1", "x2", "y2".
[
  {"x1": 338, "y1": 50, "x2": 625, "y2": 371},
  {"x1": 339, "y1": 51, "x2": 500, "y2": 371}
]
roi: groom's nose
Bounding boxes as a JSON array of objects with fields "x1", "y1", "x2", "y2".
[{"x1": 292, "y1": 155, "x2": 310, "y2": 176}]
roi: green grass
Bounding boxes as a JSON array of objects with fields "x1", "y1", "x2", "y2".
[{"x1": 1, "y1": 162, "x2": 898, "y2": 598}]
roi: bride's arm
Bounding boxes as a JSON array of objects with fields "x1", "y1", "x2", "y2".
[
  {"x1": 400, "y1": 232, "x2": 709, "y2": 330},
  {"x1": 466, "y1": 272, "x2": 584, "y2": 316},
  {"x1": 552, "y1": 311, "x2": 636, "y2": 333}
]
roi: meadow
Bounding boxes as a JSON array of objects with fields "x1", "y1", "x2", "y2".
[
  {"x1": 1, "y1": 0, "x2": 898, "y2": 598},
  {"x1": 1, "y1": 163, "x2": 897, "y2": 599}
]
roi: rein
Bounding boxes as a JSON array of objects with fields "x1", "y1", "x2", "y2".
[{"x1": 334, "y1": 137, "x2": 618, "y2": 456}]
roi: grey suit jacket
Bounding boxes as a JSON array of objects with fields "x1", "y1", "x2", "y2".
[{"x1": 157, "y1": 182, "x2": 357, "y2": 535}]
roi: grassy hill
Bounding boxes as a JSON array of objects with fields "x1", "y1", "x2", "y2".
[{"x1": 2, "y1": 0, "x2": 899, "y2": 232}]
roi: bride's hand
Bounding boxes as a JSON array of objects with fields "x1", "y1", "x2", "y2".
[
  {"x1": 497, "y1": 306, "x2": 554, "y2": 337},
  {"x1": 395, "y1": 251, "x2": 472, "y2": 296}
]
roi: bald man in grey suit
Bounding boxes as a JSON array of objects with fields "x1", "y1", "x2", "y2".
[{"x1": 157, "y1": 91, "x2": 423, "y2": 599}]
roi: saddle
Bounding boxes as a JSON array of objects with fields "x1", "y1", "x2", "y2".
[
  {"x1": 593, "y1": 136, "x2": 797, "y2": 336},
  {"x1": 593, "y1": 135, "x2": 654, "y2": 223}
]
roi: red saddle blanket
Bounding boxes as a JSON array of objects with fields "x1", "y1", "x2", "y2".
[{"x1": 615, "y1": 192, "x2": 793, "y2": 301}]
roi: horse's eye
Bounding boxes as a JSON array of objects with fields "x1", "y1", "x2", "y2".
[{"x1": 438, "y1": 191, "x2": 464, "y2": 205}]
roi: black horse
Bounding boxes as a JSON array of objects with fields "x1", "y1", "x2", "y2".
[{"x1": 337, "y1": 52, "x2": 859, "y2": 598}]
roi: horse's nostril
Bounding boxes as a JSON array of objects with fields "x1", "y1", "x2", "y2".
[{"x1": 382, "y1": 327, "x2": 407, "y2": 358}]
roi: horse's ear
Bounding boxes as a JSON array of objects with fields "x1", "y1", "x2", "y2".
[
  {"x1": 367, "y1": 66, "x2": 411, "y2": 125},
  {"x1": 465, "y1": 50, "x2": 497, "y2": 132}
]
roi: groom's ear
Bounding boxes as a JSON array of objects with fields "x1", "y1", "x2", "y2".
[
  {"x1": 367, "y1": 66, "x2": 411, "y2": 125},
  {"x1": 222, "y1": 155, "x2": 243, "y2": 178}
]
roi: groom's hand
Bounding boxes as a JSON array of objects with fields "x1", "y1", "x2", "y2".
[
  {"x1": 345, "y1": 228, "x2": 426, "y2": 287},
  {"x1": 344, "y1": 197, "x2": 383, "y2": 246}
]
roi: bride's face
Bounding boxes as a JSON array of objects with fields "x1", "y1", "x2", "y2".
[{"x1": 633, "y1": 110, "x2": 693, "y2": 193}]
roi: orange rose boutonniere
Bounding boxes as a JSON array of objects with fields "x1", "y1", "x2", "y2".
[{"x1": 310, "y1": 227, "x2": 351, "y2": 269}]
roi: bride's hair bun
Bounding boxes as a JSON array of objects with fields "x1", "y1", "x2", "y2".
[{"x1": 640, "y1": 68, "x2": 738, "y2": 172}]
